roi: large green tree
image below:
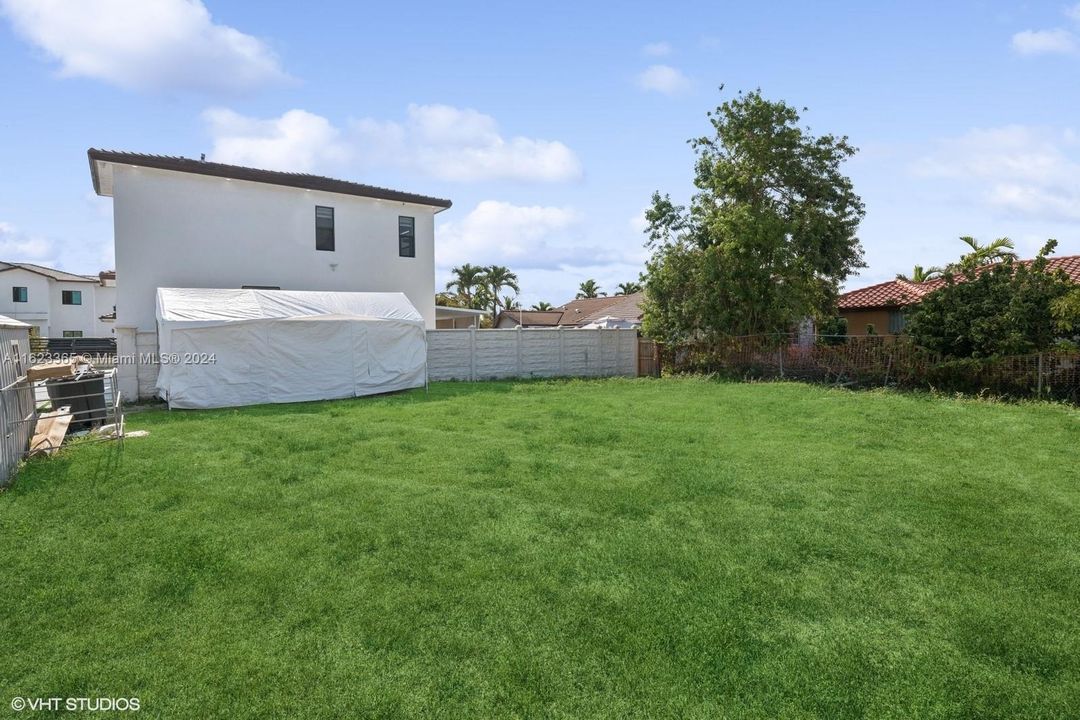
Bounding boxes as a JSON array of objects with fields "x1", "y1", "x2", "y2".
[
  {"x1": 956, "y1": 236, "x2": 1017, "y2": 269},
  {"x1": 576, "y1": 279, "x2": 604, "y2": 299},
  {"x1": 641, "y1": 90, "x2": 865, "y2": 342},
  {"x1": 485, "y1": 265, "x2": 520, "y2": 318},
  {"x1": 906, "y1": 240, "x2": 1078, "y2": 358},
  {"x1": 445, "y1": 264, "x2": 488, "y2": 309},
  {"x1": 896, "y1": 265, "x2": 942, "y2": 283}
]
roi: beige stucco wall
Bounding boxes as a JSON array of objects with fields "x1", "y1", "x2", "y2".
[{"x1": 839, "y1": 309, "x2": 894, "y2": 336}]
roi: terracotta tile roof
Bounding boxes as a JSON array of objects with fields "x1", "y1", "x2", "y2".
[
  {"x1": 839, "y1": 255, "x2": 1080, "y2": 310},
  {"x1": 837, "y1": 279, "x2": 938, "y2": 310}
]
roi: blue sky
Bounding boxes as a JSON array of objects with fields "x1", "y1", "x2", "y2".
[{"x1": 2, "y1": 0, "x2": 1079, "y2": 307}]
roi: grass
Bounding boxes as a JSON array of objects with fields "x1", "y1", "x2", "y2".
[{"x1": 1, "y1": 378, "x2": 1078, "y2": 719}]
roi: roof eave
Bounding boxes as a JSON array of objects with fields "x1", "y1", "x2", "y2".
[{"x1": 87, "y1": 148, "x2": 452, "y2": 209}]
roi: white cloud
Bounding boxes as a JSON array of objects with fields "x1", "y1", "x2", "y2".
[
  {"x1": 637, "y1": 64, "x2": 691, "y2": 95},
  {"x1": 1067, "y1": 3, "x2": 1080, "y2": 23},
  {"x1": 912, "y1": 125, "x2": 1080, "y2": 221},
  {"x1": 0, "y1": 0, "x2": 287, "y2": 93},
  {"x1": 0, "y1": 222, "x2": 54, "y2": 261},
  {"x1": 642, "y1": 41, "x2": 672, "y2": 57},
  {"x1": 203, "y1": 108, "x2": 349, "y2": 172},
  {"x1": 1011, "y1": 28, "x2": 1077, "y2": 55},
  {"x1": 434, "y1": 203, "x2": 648, "y2": 307},
  {"x1": 353, "y1": 104, "x2": 582, "y2": 183},
  {"x1": 201, "y1": 104, "x2": 582, "y2": 182},
  {"x1": 436, "y1": 201, "x2": 585, "y2": 270}
]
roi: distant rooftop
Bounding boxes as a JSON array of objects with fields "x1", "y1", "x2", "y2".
[
  {"x1": 839, "y1": 255, "x2": 1080, "y2": 310},
  {"x1": 497, "y1": 292, "x2": 645, "y2": 328},
  {"x1": 87, "y1": 149, "x2": 453, "y2": 210},
  {"x1": 0, "y1": 261, "x2": 98, "y2": 283}
]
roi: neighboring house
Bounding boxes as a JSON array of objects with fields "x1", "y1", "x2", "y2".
[
  {"x1": 494, "y1": 310, "x2": 566, "y2": 328},
  {"x1": 88, "y1": 149, "x2": 452, "y2": 333},
  {"x1": 838, "y1": 255, "x2": 1080, "y2": 336},
  {"x1": 495, "y1": 292, "x2": 645, "y2": 328},
  {"x1": 435, "y1": 305, "x2": 488, "y2": 329},
  {"x1": 0, "y1": 261, "x2": 114, "y2": 338}
]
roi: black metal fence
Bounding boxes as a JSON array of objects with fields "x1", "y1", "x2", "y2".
[
  {"x1": 29, "y1": 336, "x2": 117, "y2": 358},
  {"x1": 664, "y1": 335, "x2": 1080, "y2": 402}
]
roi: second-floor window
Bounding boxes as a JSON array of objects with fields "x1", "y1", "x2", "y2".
[
  {"x1": 62, "y1": 290, "x2": 82, "y2": 305},
  {"x1": 398, "y1": 216, "x2": 415, "y2": 258},
  {"x1": 315, "y1": 206, "x2": 335, "y2": 251},
  {"x1": 12, "y1": 287, "x2": 27, "y2": 303},
  {"x1": 62, "y1": 330, "x2": 83, "y2": 338}
]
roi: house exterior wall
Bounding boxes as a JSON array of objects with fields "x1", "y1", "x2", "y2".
[
  {"x1": 111, "y1": 166, "x2": 439, "y2": 333},
  {"x1": 839, "y1": 309, "x2": 895, "y2": 337},
  {"x1": 50, "y1": 280, "x2": 100, "y2": 337},
  {"x1": 0, "y1": 270, "x2": 51, "y2": 335}
]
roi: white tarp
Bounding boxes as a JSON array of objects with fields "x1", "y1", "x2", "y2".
[
  {"x1": 156, "y1": 288, "x2": 427, "y2": 409},
  {"x1": 578, "y1": 315, "x2": 639, "y2": 330}
]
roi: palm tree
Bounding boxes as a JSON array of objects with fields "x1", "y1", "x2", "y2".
[
  {"x1": 957, "y1": 236, "x2": 1017, "y2": 268},
  {"x1": 616, "y1": 281, "x2": 642, "y2": 295},
  {"x1": 502, "y1": 295, "x2": 520, "y2": 310},
  {"x1": 445, "y1": 264, "x2": 487, "y2": 306},
  {"x1": 576, "y1": 279, "x2": 604, "y2": 299},
  {"x1": 532, "y1": 301, "x2": 553, "y2": 311},
  {"x1": 484, "y1": 265, "x2": 520, "y2": 318},
  {"x1": 896, "y1": 265, "x2": 943, "y2": 283}
]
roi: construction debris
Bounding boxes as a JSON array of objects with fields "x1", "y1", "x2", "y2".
[
  {"x1": 26, "y1": 358, "x2": 85, "y2": 382},
  {"x1": 30, "y1": 407, "x2": 73, "y2": 456}
]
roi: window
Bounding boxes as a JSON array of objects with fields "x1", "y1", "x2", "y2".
[
  {"x1": 62, "y1": 330, "x2": 83, "y2": 338},
  {"x1": 315, "y1": 206, "x2": 335, "y2": 251},
  {"x1": 398, "y1": 216, "x2": 415, "y2": 258},
  {"x1": 62, "y1": 290, "x2": 82, "y2": 305},
  {"x1": 12, "y1": 286, "x2": 27, "y2": 303},
  {"x1": 241, "y1": 285, "x2": 281, "y2": 290},
  {"x1": 888, "y1": 309, "x2": 907, "y2": 334}
]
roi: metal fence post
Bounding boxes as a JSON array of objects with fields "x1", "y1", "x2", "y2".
[
  {"x1": 1037, "y1": 352, "x2": 1044, "y2": 397},
  {"x1": 516, "y1": 325, "x2": 523, "y2": 378},
  {"x1": 558, "y1": 327, "x2": 565, "y2": 376},
  {"x1": 469, "y1": 327, "x2": 477, "y2": 382}
]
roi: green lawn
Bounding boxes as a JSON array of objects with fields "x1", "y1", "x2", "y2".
[{"x1": 1, "y1": 379, "x2": 1078, "y2": 719}]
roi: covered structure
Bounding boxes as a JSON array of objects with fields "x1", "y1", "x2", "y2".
[
  {"x1": 435, "y1": 305, "x2": 488, "y2": 329},
  {"x1": 156, "y1": 288, "x2": 426, "y2": 409}
]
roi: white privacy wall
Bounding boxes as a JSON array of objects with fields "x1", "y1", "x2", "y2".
[{"x1": 427, "y1": 328, "x2": 639, "y2": 381}]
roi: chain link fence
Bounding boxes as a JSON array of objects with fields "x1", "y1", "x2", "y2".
[{"x1": 663, "y1": 335, "x2": 1080, "y2": 402}]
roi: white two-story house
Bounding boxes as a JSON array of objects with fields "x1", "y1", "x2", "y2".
[
  {"x1": 87, "y1": 148, "x2": 452, "y2": 399},
  {"x1": 0, "y1": 262, "x2": 114, "y2": 338}
]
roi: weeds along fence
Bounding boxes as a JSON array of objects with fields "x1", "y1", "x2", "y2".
[{"x1": 664, "y1": 335, "x2": 1080, "y2": 402}]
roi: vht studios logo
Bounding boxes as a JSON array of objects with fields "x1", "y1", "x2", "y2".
[{"x1": 10, "y1": 696, "x2": 140, "y2": 712}]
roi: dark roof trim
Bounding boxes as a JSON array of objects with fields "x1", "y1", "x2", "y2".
[
  {"x1": 0, "y1": 265, "x2": 97, "y2": 283},
  {"x1": 88, "y1": 149, "x2": 452, "y2": 209}
]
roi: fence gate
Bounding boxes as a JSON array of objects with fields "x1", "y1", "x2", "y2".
[{"x1": 638, "y1": 337, "x2": 661, "y2": 377}]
